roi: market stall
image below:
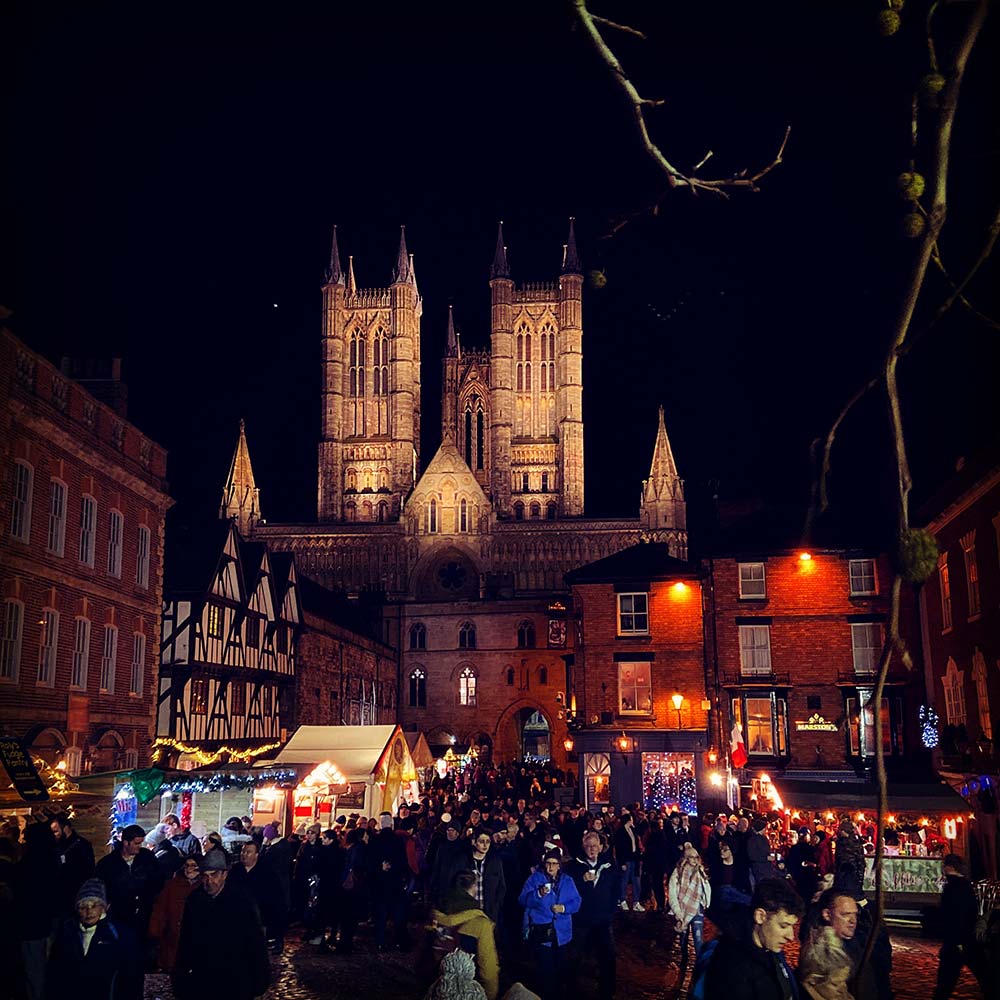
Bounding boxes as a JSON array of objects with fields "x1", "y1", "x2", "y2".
[
  {"x1": 269, "y1": 724, "x2": 420, "y2": 818},
  {"x1": 404, "y1": 730, "x2": 435, "y2": 784}
]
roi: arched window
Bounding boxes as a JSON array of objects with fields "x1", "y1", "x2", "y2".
[
  {"x1": 460, "y1": 498, "x2": 468, "y2": 532},
  {"x1": 409, "y1": 623, "x2": 426, "y2": 650},
  {"x1": 346, "y1": 469, "x2": 357, "y2": 491},
  {"x1": 530, "y1": 502, "x2": 541, "y2": 520},
  {"x1": 547, "y1": 502, "x2": 557, "y2": 520},
  {"x1": 465, "y1": 409, "x2": 473, "y2": 466},
  {"x1": 476, "y1": 411, "x2": 485, "y2": 470},
  {"x1": 459, "y1": 666, "x2": 477, "y2": 706},
  {"x1": 9, "y1": 460, "x2": 34, "y2": 543},
  {"x1": 344, "y1": 501, "x2": 356, "y2": 522},
  {"x1": 357, "y1": 333, "x2": 366, "y2": 397},
  {"x1": 516, "y1": 364, "x2": 523, "y2": 391},
  {"x1": 539, "y1": 665, "x2": 548, "y2": 686},
  {"x1": 525, "y1": 363, "x2": 531, "y2": 391},
  {"x1": 506, "y1": 666, "x2": 515, "y2": 687},
  {"x1": 428, "y1": 499, "x2": 438, "y2": 533},
  {"x1": 525, "y1": 333, "x2": 531, "y2": 359},
  {"x1": 549, "y1": 331, "x2": 556, "y2": 359},
  {"x1": 409, "y1": 668, "x2": 427, "y2": 708},
  {"x1": 373, "y1": 329, "x2": 388, "y2": 396},
  {"x1": 541, "y1": 364, "x2": 547, "y2": 392},
  {"x1": 517, "y1": 620, "x2": 536, "y2": 649},
  {"x1": 517, "y1": 334, "x2": 523, "y2": 361},
  {"x1": 459, "y1": 621, "x2": 476, "y2": 650},
  {"x1": 513, "y1": 502, "x2": 524, "y2": 521},
  {"x1": 377, "y1": 501, "x2": 388, "y2": 523}
]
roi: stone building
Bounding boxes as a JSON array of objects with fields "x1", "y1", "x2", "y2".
[
  {"x1": 256, "y1": 223, "x2": 688, "y2": 762},
  {"x1": 0, "y1": 326, "x2": 171, "y2": 773}
]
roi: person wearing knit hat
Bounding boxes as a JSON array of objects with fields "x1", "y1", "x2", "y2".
[
  {"x1": 76, "y1": 877, "x2": 107, "y2": 906},
  {"x1": 425, "y1": 948, "x2": 488, "y2": 1000}
]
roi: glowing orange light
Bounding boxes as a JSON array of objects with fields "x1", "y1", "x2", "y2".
[
  {"x1": 671, "y1": 693, "x2": 684, "y2": 711},
  {"x1": 671, "y1": 581, "x2": 690, "y2": 598},
  {"x1": 856, "y1": 812, "x2": 865, "y2": 822},
  {"x1": 888, "y1": 815, "x2": 896, "y2": 825},
  {"x1": 825, "y1": 812, "x2": 834, "y2": 821},
  {"x1": 920, "y1": 817, "x2": 929, "y2": 826},
  {"x1": 759, "y1": 773, "x2": 771, "y2": 784},
  {"x1": 707, "y1": 748, "x2": 718, "y2": 765},
  {"x1": 709, "y1": 772, "x2": 724, "y2": 787},
  {"x1": 563, "y1": 736, "x2": 575, "y2": 753},
  {"x1": 956, "y1": 815, "x2": 964, "y2": 823},
  {"x1": 799, "y1": 552, "x2": 812, "y2": 562},
  {"x1": 943, "y1": 818, "x2": 957, "y2": 840}
]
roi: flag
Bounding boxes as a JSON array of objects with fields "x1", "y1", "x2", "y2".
[{"x1": 730, "y1": 719, "x2": 748, "y2": 769}]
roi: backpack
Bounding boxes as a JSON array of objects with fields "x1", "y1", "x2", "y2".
[{"x1": 689, "y1": 937, "x2": 720, "y2": 1000}]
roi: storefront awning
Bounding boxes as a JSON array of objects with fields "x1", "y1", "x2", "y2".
[{"x1": 774, "y1": 776, "x2": 970, "y2": 814}]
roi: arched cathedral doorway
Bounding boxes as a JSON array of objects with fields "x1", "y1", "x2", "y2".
[{"x1": 518, "y1": 708, "x2": 550, "y2": 762}]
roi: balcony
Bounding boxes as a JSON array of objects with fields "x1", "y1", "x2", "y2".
[
  {"x1": 835, "y1": 668, "x2": 909, "y2": 686},
  {"x1": 722, "y1": 671, "x2": 791, "y2": 688}
]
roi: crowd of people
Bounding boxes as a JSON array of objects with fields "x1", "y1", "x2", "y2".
[{"x1": 1, "y1": 762, "x2": 998, "y2": 1000}]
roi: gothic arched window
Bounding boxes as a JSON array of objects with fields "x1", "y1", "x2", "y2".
[
  {"x1": 525, "y1": 362, "x2": 531, "y2": 391},
  {"x1": 377, "y1": 501, "x2": 388, "y2": 523},
  {"x1": 517, "y1": 334, "x2": 524, "y2": 361},
  {"x1": 409, "y1": 668, "x2": 426, "y2": 708},
  {"x1": 409, "y1": 622, "x2": 426, "y2": 650},
  {"x1": 346, "y1": 469, "x2": 357, "y2": 491},
  {"x1": 465, "y1": 409, "x2": 473, "y2": 467},
  {"x1": 427, "y1": 499, "x2": 438, "y2": 534},
  {"x1": 546, "y1": 502, "x2": 557, "y2": 520},
  {"x1": 514, "y1": 502, "x2": 524, "y2": 521},
  {"x1": 539, "y1": 665, "x2": 548, "y2": 686},
  {"x1": 459, "y1": 666, "x2": 477, "y2": 706},
  {"x1": 541, "y1": 364, "x2": 547, "y2": 392},
  {"x1": 506, "y1": 666, "x2": 515, "y2": 687},
  {"x1": 459, "y1": 621, "x2": 476, "y2": 650},
  {"x1": 459, "y1": 498, "x2": 468, "y2": 533},
  {"x1": 516, "y1": 364, "x2": 523, "y2": 391},
  {"x1": 476, "y1": 411, "x2": 485, "y2": 470},
  {"x1": 344, "y1": 501, "x2": 356, "y2": 522},
  {"x1": 530, "y1": 502, "x2": 541, "y2": 519},
  {"x1": 517, "y1": 620, "x2": 536, "y2": 649}
]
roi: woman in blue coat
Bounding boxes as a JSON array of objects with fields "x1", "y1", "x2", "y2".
[{"x1": 517, "y1": 848, "x2": 581, "y2": 1000}]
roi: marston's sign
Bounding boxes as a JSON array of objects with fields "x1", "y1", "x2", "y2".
[
  {"x1": 0, "y1": 735, "x2": 49, "y2": 802},
  {"x1": 795, "y1": 713, "x2": 838, "y2": 732}
]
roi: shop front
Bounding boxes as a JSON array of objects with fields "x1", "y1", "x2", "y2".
[{"x1": 571, "y1": 729, "x2": 710, "y2": 815}]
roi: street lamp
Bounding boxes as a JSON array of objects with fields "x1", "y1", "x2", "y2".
[
  {"x1": 563, "y1": 735, "x2": 575, "y2": 753},
  {"x1": 671, "y1": 692, "x2": 684, "y2": 729}
]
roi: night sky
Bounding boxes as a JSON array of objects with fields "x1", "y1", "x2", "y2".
[{"x1": 6, "y1": 2, "x2": 999, "y2": 549}]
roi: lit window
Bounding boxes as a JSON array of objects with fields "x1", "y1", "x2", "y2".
[
  {"x1": 136, "y1": 526, "x2": 150, "y2": 589},
  {"x1": 107, "y1": 510, "x2": 123, "y2": 578},
  {"x1": 130, "y1": 633, "x2": 145, "y2": 696},
  {"x1": 961, "y1": 531, "x2": 981, "y2": 617},
  {"x1": 0, "y1": 600, "x2": 24, "y2": 682},
  {"x1": 37, "y1": 608, "x2": 59, "y2": 686},
  {"x1": 847, "y1": 692, "x2": 897, "y2": 757},
  {"x1": 617, "y1": 593, "x2": 649, "y2": 635},
  {"x1": 428, "y1": 499, "x2": 438, "y2": 534},
  {"x1": 618, "y1": 661, "x2": 652, "y2": 714},
  {"x1": 207, "y1": 604, "x2": 222, "y2": 639},
  {"x1": 459, "y1": 621, "x2": 476, "y2": 650},
  {"x1": 460, "y1": 498, "x2": 468, "y2": 532},
  {"x1": 517, "y1": 620, "x2": 536, "y2": 648},
  {"x1": 734, "y1": 695, "x2": 788, "y2": 756},
  {"x1": 79, "y1": 495, "x2": 96, "y2": 567},
  {"x1": 973, "y1": 649, "x2": 992, "y2": 740},
  {"x1": 9, "y1": 460, "x2": 33, "y2": 543},
  {"x1": 459, "y1": 666, "x2": 477, "y2": 706},
  {"x1": 943, "y1": 657, "x2": 966, "y2": 726},
  {"x1": 191, "y1": 678, "x2": 208, "y2": 716},
  {"x1": 850, "y1": 623, "x2": 881, "y2": 675},
  {"x1": 100, "y1": 625, "x2": 118, "y2": 693},
  {"x1": 849, "y1": 558, "x2": 877, "y2": 596},
  {"x1": 409, "y1": 623, "x2": 426, "y2": 650},
  {"x1": 47, "y1": 480, "x2": 67, "y2": 556},
  {"x1": 71, "y1": 617, "x2": 91, "y2": 689},
  {"x1": 541, "y1": 472, "x2": 549, "y2": 492},
  {"x1": 738, "y1": 562, "x2": 766, "y2": 598},
  {"x1": 230, "y1": 680, "x2": 246, "y2": 715},
  {"x1": 409, "y1": 668, "x2": 426, "y2": 708},
  {"x1": 938, "y1": 554, "x2": 952, "y2": 631},
  {"x1": 738, "y1": 624, "x2": 772, "y2": 675}
]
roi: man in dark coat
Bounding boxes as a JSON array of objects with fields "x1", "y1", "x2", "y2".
[
  {"x1": 47, "y1": 877, "x2": 143, "y2": 1000},
  {"x1": 368, "y1": 812, "x2": 410, "y2": 950},
  {"x1": 703, "y1": 876, "x2": 803, "y2": 1000},
  {"x1": 94, "y1": 824, "x2": 163, "y2": 939},
  {"x1": 173, "y1": 851, "x2": 270, "y2": 1000},
  {"x1": 49, "y1": 812, "x2": 95, "y2": 916},
  {"x1": 227, "y1": 842, "x2": 286, "y2": 951},
  {"x1": 429, "y1": 819, "x2": 469, "y2": 907},
  {"x1": 567, "y1": 830, "x2": 618, "y2": 1000},
  {"x1": 932, "y1": 854, "x2": 991, "y2": 1000}
]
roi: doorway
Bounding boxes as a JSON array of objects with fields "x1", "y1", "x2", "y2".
[{"x1": 518, "y1": 708, "x2": 550, "y2": 761}]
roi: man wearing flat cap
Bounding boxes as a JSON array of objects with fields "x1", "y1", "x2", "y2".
[
  {"x1": 173, "y1": 850, "x2": 271, "y2": 1000},
  {"x1": 47, "y1": 877, "x2": 143, "y2": 1000}
]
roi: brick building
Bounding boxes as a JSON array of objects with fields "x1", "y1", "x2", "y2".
[
  {"x1": 566, "y1": 543, "x2": 709, "y2": 812},
  {"x1": 704, "y1": 544, "x2": 927, "y2": 806},
  {"x1": 0, "y1": 327, "x2": 171, "y2": 774},
  {"x1": 917, "y1": 454, "x2": 1000, "y2": 878}
]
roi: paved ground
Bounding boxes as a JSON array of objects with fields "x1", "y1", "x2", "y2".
[{"x1": 144, "y1": 910, "x2": 988, "y2": 1000}]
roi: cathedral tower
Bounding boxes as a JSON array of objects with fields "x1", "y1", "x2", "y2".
[
  {"x1": 317, "y1": 226, "x2": 422, "y2": 523},
  {"x1": 639, "y1": 406, "x2": 687, "y2": 557},
  {"x1": 489, "y1": 221, "x2": 585, "y2": 520}
]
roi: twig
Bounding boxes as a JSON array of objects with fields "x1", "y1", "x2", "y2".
[{"x1": 591, "y1": 15, "x2": 646, "y2": 40}]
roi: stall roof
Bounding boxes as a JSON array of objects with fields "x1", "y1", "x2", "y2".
[
  {"x1": 774, "y1": 776, "x2": 970, "y2": 813},
  {"x1": 403, "y1": 731, "x2": 435, "y2": 769},
  {"x1": 270, "y1": 725, "x2": 401, "y2": 779}
]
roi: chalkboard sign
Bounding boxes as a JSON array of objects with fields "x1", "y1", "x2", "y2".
[{"x1": 0, "y1": 735, "x2": 49, "y2": 802}]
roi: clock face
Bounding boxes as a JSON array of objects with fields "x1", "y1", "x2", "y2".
[{"x1": 547, "y1": 619, "x2": 566, "y2": 648}]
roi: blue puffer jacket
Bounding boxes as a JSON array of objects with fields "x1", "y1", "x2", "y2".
[{"x1": 518, "y1": 868, "x2": 581, "y2": 947}]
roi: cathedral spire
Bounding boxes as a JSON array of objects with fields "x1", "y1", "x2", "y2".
[
  {"x1": 393, "y1": 225, "x2": 411, "y2": 283},
  {"x1": 408, "y1": 253, "x2": 418, "y2": 293},
  {"x1": 562, "y1": 217, "x2": 581, "y2": 275},
  {"x1": 639, "y1": 406, "x2": 687, "y2": 554},
  {"x1": 446, "y1": 304, "x2": 457, "y2": 357},
  {"x1": 346, "y1": 255, "x2": 357, "y2": 294},
  {"x1": 490, "y1": 221, "x2": 510, "y2": 279},
  {"x1": 325, "y1": 224, "x2": 344, "y2": 285},
  {"x1": 220, "y1": 419, "x2": 262, "y2": 536}
]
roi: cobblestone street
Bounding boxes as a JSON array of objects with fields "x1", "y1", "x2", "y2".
[{"x1": 143, "y1": 911, "x2": 987, "y2": 1000}]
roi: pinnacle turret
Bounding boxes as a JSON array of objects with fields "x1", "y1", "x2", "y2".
[
  {"x1": 562, "y1": 217, "x2": 581, "y2": 274},
  {"x1": 220, "y1": 419, "x2": 262, "y2": 536},
  {"x1": 446, "y1": 305, "x2": 458, "y2": 357},
  {"x1": 393, "y1": 226, "x2": 411, "y2": 283},
  {"x1": 325, "y1": 224, "x2": 344, "y2": 285},
  {"x1": 408, "y1": 253, "x2": 418, "y2": 292},
  {"x1": 346, "y1": 255, "x2": 357, "y2": 293},
  {"x1": 490, "y1": 221, "x2": 510, "y2": 279}
]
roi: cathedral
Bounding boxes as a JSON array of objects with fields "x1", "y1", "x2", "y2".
[{"x1": 241, "y1": 221, "x2": 688, "y2": 761}]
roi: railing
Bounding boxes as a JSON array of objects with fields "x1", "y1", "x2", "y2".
[{"x1": 722, "y1": 671, "x2": 791, "y2": 687}]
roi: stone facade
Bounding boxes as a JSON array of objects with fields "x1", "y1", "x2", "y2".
[{"x1": 0, "y1": 328, "x2": 171, "y2": 774}]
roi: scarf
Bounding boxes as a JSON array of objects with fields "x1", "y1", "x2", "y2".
[{"x1": 671, "y1": 862, "x2": 709, "y2": 930}]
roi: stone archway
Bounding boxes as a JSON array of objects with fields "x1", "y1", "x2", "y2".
[
  {"x1": 494, "y1": 700, "x2": 553, "y2": 763},
  {"x1": 91, "y1": 729, "x2": 126, "y2": 774},
  {"x1": 25, "y1": 726, "x2": 66, "y2": 768}
]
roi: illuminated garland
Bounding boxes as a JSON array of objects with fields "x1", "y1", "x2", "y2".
[
  {"x1": 159, "y1": 769, "x2": 298, "y2": 794},
  {"x1": 919, "y1": 705, "x2": 940, "y2": 749},
  {"x1": 150, "y1": 738, "x2": 282, "y2": 767}
]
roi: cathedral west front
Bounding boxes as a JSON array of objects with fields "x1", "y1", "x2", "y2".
[{"x1": 251, "y1": 221, "x2": 688, "y2": 761}]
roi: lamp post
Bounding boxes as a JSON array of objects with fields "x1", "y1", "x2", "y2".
[{"x1": 672, "y1": 692, "x2": 684, "y2": 729}]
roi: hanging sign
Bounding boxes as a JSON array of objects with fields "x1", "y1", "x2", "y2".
[
  {"x1": 795, "y1": 713, "x2": 838, "y2": 732},
  {"x1": 0, "y1": 735, "x2": 49, "y2": 802}
]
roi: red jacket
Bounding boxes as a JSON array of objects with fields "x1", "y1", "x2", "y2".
[{"x1": 148, "y1": 869, "x2": 198, "y2": 971}]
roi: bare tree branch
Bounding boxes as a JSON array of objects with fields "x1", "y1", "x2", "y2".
[{"x1": 591, "y1": 15, "x2": 646, "y2": 40}]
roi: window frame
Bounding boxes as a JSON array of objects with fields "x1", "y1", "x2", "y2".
[
  {"x1": 37, "y1": 608, "x2": 59, "y2": 687},
  {"x1": 409, "y1": 622, "x2": 426, "y2": 651},
  {"x1": 846, "y1": 691, "x2": 903, "y2": 758},
  {"x1": 458, "y1": 665, "x2": 477, "y2": 706},
  {"x1": 617, "y1": 592, "x2": 649, "y2": 635},
  {"x1": 129, "y1": 633, "x2": 145, "y2": 696},
  {"x1": 458, "y1": 621, "x2": 476, "y2": 650},
  {"x1": 408, "y1": 668, "x2": 427, "y2": 708},
  {"x1": 961, "y1": 531, "x2": 981, "y2": 618},
  {"x1": 99, "y1": 624, "x2": 118, "y2": 693},
  {"x1": 135, "y1": 525, "x2": 150, "y2": 589},
  {"x1": 71, "y1": 616, "x2": 91, "y2": 690},
  {"x1": 738, "y1": 624, "x2": 773, "y2": 676},
  {"x1": 47, "y1": 478, "x2": 67, "y2": 557},
  {"x1": 850, "y1": 622, "x2": 882, "y2": 675},
  {"x1": 848, "y1": 558, "x2": 877, "y2": 596},
  {"x1": 107, "y1": 509, "x2": 123, "y2": 578},
  {"x1": 943, "y1": 657, "x2": 966, "y2": 726},
  {"x1": 972, "y1": 649, "x2": 992, "y2": 740},
  {"x1": 617, "y1": 661, "x2": 653, "y2": 716},
  {"x1": 732, "y1": 692, "x2": 789, "y2": 758},
  {"x1": 738, "y1": 562, "x2": 767, "y2": 599},
  {"x1": 206, "y1": 603, "x2": 223, "y2": 639},
  {"x1": 10, "y1": 460, "x2": 34, "y2": 543},
  {"x1": 0, "y1": 599, "x2": 24, "y2": 683},
  {"x1": 190, "y1": 677, "x2": 208, "y2": 716},
  {"x1": 938, "y1": 555, "x2": 952, "y2": 632},
  {"x1": 79, "y1": 494, "x2": 97, "y2": 567},
  {"x1": 517, "y1": 620, "x2": 536, "y2": 649}
]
